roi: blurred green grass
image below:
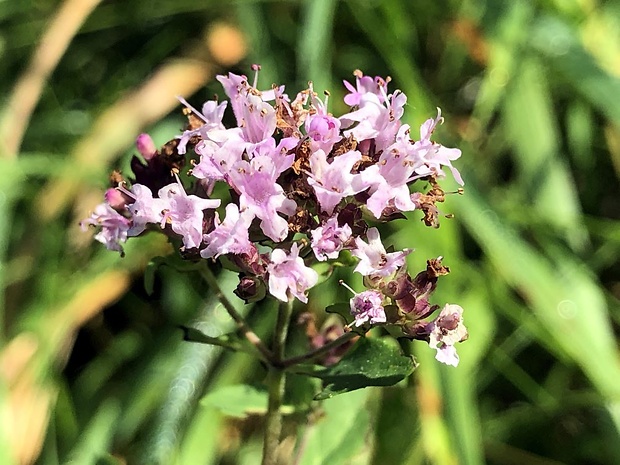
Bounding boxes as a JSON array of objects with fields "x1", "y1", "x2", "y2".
[{"x1": 1, "y1": 0, "x2": 619, "y2": 464}]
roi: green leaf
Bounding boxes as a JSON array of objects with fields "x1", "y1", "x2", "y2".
[
  {"x1": 200, "y1": 385, "x2": 268, "y2": 418},
  {"x1": 325, "y1": 302, "x2": 353, "y2": 325},
  {"x1": 303, "y1": 337, "x2": 417, "y2": 400}
]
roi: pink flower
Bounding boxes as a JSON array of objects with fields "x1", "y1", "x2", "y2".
[
  {"x1": 216, "y1": 72, "x2": 277, "y2": 144},
  {"x1": 267, "y1": 243, "x2": 318, "y2": 303},
  {"x1": 104, "y1": 188, "x2": 126, "y2": 210},
  {"x1": 356, "y1": 125, "x2": 419, "y2": 218},
  {"x1": 192, "y1": 137, "x2": 242, "y2": 186},
  {"x1": 310, "y1": 216, "x2": 352, "y2": 261},
  {"x1": 342, "y1": 71, "x2": 387, "y2": 106},
  {"x1": 238, "y1": 93, "x2": 277, "y2": 143},
  {"x1": 80, "y1": 203, "x2": 130, "y2": 253},
  {"x1": 216, "y1": 72, "x2": 249, "y2": 116},
  {"x1": 125, "y1": 184, "x2": 166, "y2": 236},
  {"x1": 176, "y1": 99, "x2": 228, "y2": 154},
  {"x1": 304, "y1": 91, "x2": 341, "y2": 153},
  {"x1": 340, "y1": 76, "x2": 406, "y2": 152},
  {"x1": 201, "y1": 99, "x2": 228, "y2": 126},
  {"x1": 412, "y1": 108, "x2": 464, "y2": 186},
  {"x1": 307, "y1": 149, "x2": 364, "y2": 215},
  {"x1": 201, "y1": 204, "x2": 255, "y2": 259},
  {"x1": 305, "y1": 113, "x2": 341, "y2": 153},
  {"x1": 158, "y1": 181, "x2": 220, "y2": 249},
  {"x1": 351, "y1": 227, "x2": 411, "y2": 278},
  {"x1": 250, "y1": 136, "x2": 297, "y2": 174},
  {"x1": 340, "y1": 93, "x2": 386, "y2": 143},
  {"x1": 349, "y1": 289, "x2": 386, "y2": 327},
  {"x1": 427, "y1": 304, "x2": 468, "y2": 367},
  {"x1": 228, "y1": 155, "x2": 296, "y2": 242}
]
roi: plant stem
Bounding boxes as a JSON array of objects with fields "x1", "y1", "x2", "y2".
[
  {"x1": 273, "y1": 299, "x2": 294, "y2": 362},
  {"x1": 198, "y1": 264, "x2": 273, "y2": 363},
  {"x1": 280, "y1": 330, "x2": 358, "y2": 368},
  {"x1": 261, "y1": 299, "x2": 293, "y2": 465}
]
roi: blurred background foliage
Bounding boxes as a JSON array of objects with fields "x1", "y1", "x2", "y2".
[{"x1": 1, "y1": 0, "x2": 619, "y2": 464}]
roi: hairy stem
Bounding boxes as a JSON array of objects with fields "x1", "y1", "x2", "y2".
[
  {"x1": 199, "y1": 264, "x2": 273, "y2": 363},
  {"x1": 261, "y1": 299, "x2": 293, "y2": 465}
]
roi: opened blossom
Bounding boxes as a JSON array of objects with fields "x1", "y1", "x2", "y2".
[
  {"x1": 201, "y1": 203, "x2": 254, "y2": 259},
  {"x1": 80, "y1": 203, "x2": 130, "y2": 253},
  {"x1": 310, "y1": 216, "x2": 352, "y2": 261},
  {"x1": 412, "y1": 108, "x2": 464, "y2": 186},
  {"x1": 342, "y1": 71, "x2": 387, "y2": 106},
  {"x1": 267, "y1": 243, "x2": 318, "y2": 303},
  {"x1": 340, "y1": 86, "x2": 406, "y2": 152},
  {"x1": 349, "y1": 289, "x2": 386, "y2": 327},
  {"x1": 217, "y1": 72, "x2": 277, "y2": 144},
  {"x1": 158, "y1": 180, "x2": 220, "y2": 249},
  {"x1": 228, "y1": 155, "x2": 296, "y2": 242},
  {"x1": 427, "y1": 304, "x2": 468, "y2": 367},
  {"x1": 177, "y1": 99, "x2": 228, "y2": 155},
  {"x1": 358, "y1": 124, "x2": 420, "y2": 218},
  {"x1": 124, "y1": 184, "x2": 166, "y2": 236},
  {"x1": 307, "y1": 149, "x2": 363, "y2": 215},
  {"x1": 352, "y1": 227, "x2": 411, "y2": 278}
]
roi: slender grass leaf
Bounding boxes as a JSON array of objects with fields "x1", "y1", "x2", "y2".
[
  {"x1": 456, "y1": 185, "x2": 620, "y2": 446},
  {"x1": 298, "y1": 0, "x2": 337, "y2": 92},
  {"x1": 531, "y1": 15, "x2": 620, "y2": 124}
]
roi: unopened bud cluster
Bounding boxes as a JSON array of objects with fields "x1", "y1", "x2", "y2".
[{"x1": 82, "y1": 68, "x2": 468, "y2": 366}]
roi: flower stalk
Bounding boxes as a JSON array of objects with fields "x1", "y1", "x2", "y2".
[
  {"x1": 198, "y1": 263, "x2": 273, "y2": 364},
  {"x1": 262, "y1": 299, "x2": 294, "y2": 465}
]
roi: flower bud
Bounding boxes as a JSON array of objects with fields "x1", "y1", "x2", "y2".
[
  {"x1": 234, "y1": 275, "x2": 266, "y2": 303},
  {"x1": 136, "y1": 133, "x2": 157, "y2": 160},
  {"x1": 104, "y1": 188, "x2": 127, "y2": 210}
]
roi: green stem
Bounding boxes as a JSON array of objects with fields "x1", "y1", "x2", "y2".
[
  {"x1": 280, "y1": 330, "x2": 357, "y2": 368},
  {"x1": 273, "y1": 299, "x2": 294, "y2": 362},
  {"x1": 261, "y1": 299, "x2": 293, "y2": 465},
  {"x1": 198, "y1": 264, "x2": 273, "y2": 363}
]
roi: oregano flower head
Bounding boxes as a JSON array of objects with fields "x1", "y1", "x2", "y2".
[{"x1": 82, "y1": 68, "x2": 468, "y2": 366}]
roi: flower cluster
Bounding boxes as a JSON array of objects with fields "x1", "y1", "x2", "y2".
[{"x1": 82, "y1": 68, "x2": 468, "y2": 366}]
